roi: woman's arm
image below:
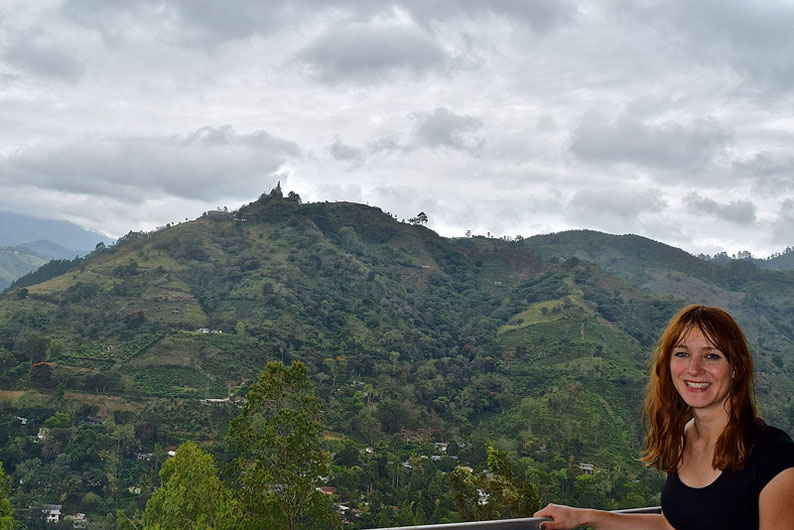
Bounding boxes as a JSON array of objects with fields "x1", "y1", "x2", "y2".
[
  {"x1": 759, "y1": 468, "x2": 794, "y2": 529},
  {"x1": 534, "y1": 503, "x2": 674, "y2": 530}
]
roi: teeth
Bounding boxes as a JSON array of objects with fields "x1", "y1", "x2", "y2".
[{"x1": 686, "y1": 381, "x2": 710, "y2": 389}]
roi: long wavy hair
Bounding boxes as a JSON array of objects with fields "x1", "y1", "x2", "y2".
[{"x1": 642, "y1": 304, "x2": 762, "y2": 473}]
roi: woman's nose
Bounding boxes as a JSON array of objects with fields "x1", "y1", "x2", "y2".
[{"x1": 687, "y1": 356, "x2": 703, "y2": 374}]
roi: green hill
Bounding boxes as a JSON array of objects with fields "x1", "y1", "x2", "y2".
[
  {"x1": 0, "y1": 192, "x2": 792, "y2": 526},
  {"x1": 0, "y1": 247, "x2": 49, "y2": 291}
]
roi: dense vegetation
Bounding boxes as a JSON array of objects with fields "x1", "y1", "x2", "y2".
[{"x1": 0, "y1": 189, "x2": 792, "y2": 527}]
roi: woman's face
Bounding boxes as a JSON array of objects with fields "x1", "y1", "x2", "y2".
[{"x1": 669, "y1": 327, "x2": 732, "y2": 413}]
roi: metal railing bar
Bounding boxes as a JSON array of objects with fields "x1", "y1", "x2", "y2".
[{"x1": 374, "y1": 506, "x2": 662, "y2": 530}]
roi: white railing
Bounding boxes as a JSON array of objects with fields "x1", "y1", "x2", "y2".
[{"x1": 376, "y1": 506, "x2": 662, "y2": 530}]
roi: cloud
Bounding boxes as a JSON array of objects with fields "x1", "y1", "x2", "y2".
[
  {"x1": 772, "y1": 199, "x2": 794, "y2": 245},
  {"x1": 0, "y1": 126, "x2": 300, "y2": 203},
  {"x1": 566, "y1": 188, "x2": 666, "y2": 233},
  {"x1": 329, "y1": 139, "x2": 366, "y2": 167},
  {"x1": 570, "y1": 110, "x2": 731, "y2": 170},
  {"x1": 731, "y1": 152, "x2": 794, "y2": 195},
  {"x1": 616, "y1": 0, "x2": 794, "y2": 95},
  {"x1": 405, "y1": 0, "x2": 578, "y2": 33},
  {"x1": 343, "y1": 108, "x2": 484, "y2": 157},
  {"x1": 0, "y1": 30, "x2": 84, "y2": 83},
  {"x1": 682, "y1": 193, "x2": 756, "y2": 225},
  {"x1": 57, "y1": 0, "x2": 577, "y2": 51},
  {"x1": 408, "y1": 107, "x2": 484, "y2": 153},
  {"x1": 59, "y1": 0, "x2": 287, "y2": 46},
  {"x1": 296, "y1": 22, "x2": 449, "y2": 83}
]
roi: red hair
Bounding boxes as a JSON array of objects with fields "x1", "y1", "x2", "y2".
[{"x1": 642, "y1": 305, "x2": 762, "y2": 472}]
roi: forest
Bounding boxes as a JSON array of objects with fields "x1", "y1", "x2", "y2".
[{"x1": 1, "y1": 189, "x2": 793, "y2": 527}]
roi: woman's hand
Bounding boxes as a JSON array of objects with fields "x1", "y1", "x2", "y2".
[{"x1": 533, "y1": 503, "x2": 588, "y2": 530}]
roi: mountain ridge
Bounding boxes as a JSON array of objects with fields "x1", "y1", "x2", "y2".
[{"x1": 1, "y1": 192, "x2": 792, "y2": 525}]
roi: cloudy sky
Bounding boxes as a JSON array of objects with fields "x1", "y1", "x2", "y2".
[{"x1": 2, "y1": 0, "x2": 794, "y2": 257}]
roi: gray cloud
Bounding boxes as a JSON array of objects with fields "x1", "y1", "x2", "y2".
[
  {"x1": 3, "y1": 0, "x2": 793, "y2": 258},
  {"x1": 409, "y1": 107, "x2": 484, "y2": 153},
  {"x1": 296, "y1": 22, "x2": 449, "y2": 83},
  {"x1": 732, "y1": 152, "x2": 794, "y2": 195},
  {"x1": 367, "y1": 136, "x2": 405, "y2": 154},
  {"x1": 571, "y1": 110, "x2": 731, "y2": 170},
  {"x1": 772, "y1": 198, "x2": 794, "y2": 245},
  {"x1": 1, "y1": 31, "x2": 84, "y2": 82},
  {"x1": 566, "y1": 188, "x2": 666, "y2": 233},
  {"x1": 346, "y1": 108, "x2": 484, "y2": 157},
  {"x1": 59, "y1": 0, "x2": 287, "y2": 46},
  {"x1": 403, "y1": 0, "x2": 578, "y2": 33},
  {"x1": 681, "y1": 1, "x2": 794, "y2": 92},
  {"x1": 57, "y1": 0, "x2": 575, "y2": 48},
  {"x1": 0, "y1": 126, "x2": 299, "y2": 203},
  {"x1": 682, "y1": 193, "x2": 756, "y2": 225},
  {"x1": 617, "y1": 0, "x2": 794, "y2": 95},
  {"x1": 329, "y1": 139, "x2": 366, "y2": 166},
  {"x1": 168, "y1": 1, "x2": 284, "y2": 42}
]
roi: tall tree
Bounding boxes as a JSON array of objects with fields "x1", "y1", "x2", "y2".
[
  {"x1": 142, "y1": 441, "x2": 238, "y2": 529},
  {"x1": 227, "y1": 361, "x2": 340, "y2": 529},
  {"x1": 449, "y1": 446, "x2": 540, "y2": 521},
  {"x1": 0, "y1": 462, "x2": 15, "y2": 530}
]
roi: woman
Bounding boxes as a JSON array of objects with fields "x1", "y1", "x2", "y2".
[{"x1": 534, "y1": 305, "x2": 794, "y2": 529}]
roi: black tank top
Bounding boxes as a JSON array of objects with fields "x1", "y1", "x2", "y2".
[{"x1": 661, "y1": 425, "x2": 794, "y2": 530}]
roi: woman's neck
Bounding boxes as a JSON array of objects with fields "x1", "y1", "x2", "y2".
[{"x1": 690, "y1": 407, "x2": 730, "y2": 446}]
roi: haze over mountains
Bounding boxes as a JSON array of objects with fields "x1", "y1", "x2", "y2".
[
  {"x1": 1, "y1": 190, "x2": 793, "y2": 525},
  {"x1": 0, "y1": 210, "x2": 113, "y2": 290}
]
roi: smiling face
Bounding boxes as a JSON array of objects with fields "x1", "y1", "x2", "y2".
[{"x1": 669, "y1": 326, "x2": 733, "y2": 414}]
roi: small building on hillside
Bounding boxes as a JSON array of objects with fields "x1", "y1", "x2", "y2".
[
  {"x1": 41, "y1": 504, "x2": 62, "y2": 523},
  {"x1": 64, "y1": 513, "x2": 89, "y2": 528},
  {"x1": 578, "y1": 462, "x2": 595, "y2": 475},
  {"x1": 204, "y1": 207, "x2": 233, "y2": 220},
  {"x1": 317, "y1": 486, "x2": 337, "y2": 496}
]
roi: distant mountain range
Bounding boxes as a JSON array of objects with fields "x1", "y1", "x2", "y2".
[{"x1": 0, "y1": 210, "x2": 113, "y2": 289}]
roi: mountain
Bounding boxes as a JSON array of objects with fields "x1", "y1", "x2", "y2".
[
  {"x1": 0, "y1": 210, "x2": 111, "y2": 251},
  {"x1": 0, "y1": 241, "x2": 86, "y2": 291},
  {"x1": 0, "y1": 247, "x2": 49, "y2": 290},
  {"x1": 0, "y1": 211, "x2": 114, "y2": 288},
  {"x1": 756, "y1": 247, "x2": 794, "y2": 271},
  {"x1": 0, "y1": 193, "x2": 792, "y2": 525}
]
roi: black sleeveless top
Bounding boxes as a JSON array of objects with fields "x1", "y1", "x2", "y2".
[{"x1": 661, "y1": 425, "x2": 794, "y2": 530}]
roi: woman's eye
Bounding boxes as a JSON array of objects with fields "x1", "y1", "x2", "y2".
[
  {"x1": 673, "y1": 351, "x2": 688, "y2": 357},
  {"x1": 706, "y1": 354, "x2": 722, "y2": 361}
]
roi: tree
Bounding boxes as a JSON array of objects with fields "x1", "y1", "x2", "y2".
[
  {"x1": 409, "y1": 212, "x2": 429, "y2": 225},
  {"x1": 23, "y1": 334, "x2": 49, "y2": 364},
  {"x1": 449, "y1": 446, "x2": 540, "y2": 521},
  {"x1": 143, "y1": 441, "x2": 238, "y2": 529},
  {"x1": 227, "y1": 361, "x2": 341, "y2": 529},
  {"x1": 29, "y1": 361, "x2": 53, "y2": 384},
  {"x1": 0, "y1": 462, "x2": 15, "y2": 529}
]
